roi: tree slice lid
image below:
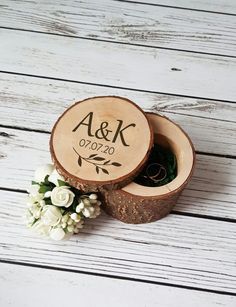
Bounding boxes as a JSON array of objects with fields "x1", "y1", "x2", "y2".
[{"x1": 50, "y1": 96, "x2": 153, "y2": 191}]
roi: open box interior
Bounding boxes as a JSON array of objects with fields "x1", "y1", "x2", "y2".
[{"x1": 122, "y1": 113, "x2": 195, "y2": 197}]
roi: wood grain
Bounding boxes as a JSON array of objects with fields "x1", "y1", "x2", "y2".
[
  {"x1": 0, "y1": 127, "x2": 236, "y2": 220},
  {"x1": 1, "y1": 262, "x2": 236, "y2": 307},
  {"x1": 1, "y1": 190, "x2": 236, "y2": 293},
  {"x1": 50, "y1": 96, "x2": 153, "y2": 192},
  {"x1": 1, "y1": 0, "x2": 236, "y2": 56},
  {"x1": 120, "y1": 0, "x2": 236, "y2": 14},
  {"x1": 0, "y1": 73, "x2": 235, "y2": 156},
  {"x1": 0, "y1": 72, "x2": 235, "y2": 122},
  {"x1": 0, "y1": 29, "x2": 235, "y2": 101}
]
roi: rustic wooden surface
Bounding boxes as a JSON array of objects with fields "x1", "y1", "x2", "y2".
[
  {"x1": 0, "y1": 1, "x2": 235, "y2": 306},
  {"x1": 50, "y1": 96, "x2": 153, "y2": 192}
]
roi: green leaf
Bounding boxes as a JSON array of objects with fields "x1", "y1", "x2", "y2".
[
  {"x1": 44, "y1": 175, "x2": 50, "y2": 184},
  {"x1": 31, "y1": 218, "x2": 38, "y2": 226},
  {"x1": 70, "y1": 186, "x2": 82, "y2": 197},
  {"x1": 39, "y1": 185, "x2": 52, "y2": 194},
  {"x1": 31, "y1": 180, "x2": 38, "y2": 185},
  {"x1": 172, "y1": 156, "x2": 177, "y2": 171},
  {"x1": 71, "y1": 197, "x2": 79, "y2": 211},
  {"x1": 57, "y1": 179, "x2": 69, "y2": 187},
  {"x1": 45, "y1": 198, "x2": 52, "y2": 205}
]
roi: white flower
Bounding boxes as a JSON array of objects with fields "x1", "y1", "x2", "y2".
[
  {"x1": 61, "y1": 214, "x2": 69, "y2": 223},
  {"x1": 89, "y1": 193, "x2": 98, "y2": 200},
  {"x1": 83, "y1": 198, "x2": 90, "y2": 205},
  {"x1": 44, "y1": 191, "x2": 52, "y2": 198},
  {"x1": 39, "y1": 200, "x2": 46, "y2": 207},
  {"x1": 76, "y1": 197, "x2": 101, "y2": 218},
  {"x1": 67, "y1": 217, "x2": 73, "y2": 225},
  {"x1": 83, "y1": 207, "x2": 94, "y2": 218},
  {"x1": 76, "y1": 201, "x2": 84, "y2": 213},
  {"x1": 27, "y1": 184, "x2": 44, "y2": 204},
  {"x1": 28, "y1": 203, "x2": 38, "y2": 212},
  {"x1": 89, "y1": 199, "x2": 98, "y2": 205},
  {"x1": 90, "y1": 205, "x2": 101, "y2": 219},
  {"x1": 41, "y1": 205, "x2": 62, "y2": 226},
  {"x1": 26, "y1": 163, "x2": 102, "y2": 241},
  {"x1": 74, "y1": 220, "x2": 84, "y2": 233},
  {"x1": 28, "y1": 203, "x2": 42, "y2": 220},
  {"x1": 51, "y1": 186, "x2": 75, "y2": 208},
  {"x1": 32, "y1": 207, "x2": 41, "y2": 219},
  {"x1": 67, "y1": 225, "x2": 74, "y2": 233},
  {"x1": 32, "y1": 220, "x2": 50, "y2": 236},
  {"x1": 34, "y1": 164, "x2": 54, "y2": 183},
  {"x1": 28, "y1": 184, "x2": 43, "y2": 201},
  {"x1": 70, "y1": 213, "x2": 81, "y2": 222},
  {"x1": 48, "y1": 169, "x2": 65, "y2": 186},
  {"x1": 26, "y1": 210, "x2": 35, "y2": 225},
  {"x1": 28, "y1": 194, "x2": 44, "y2": 204},
  {"x1": 28, "y1": 184, "x2": 40, "y2": 195},
  {"x1": 26, "y1": 196, "x2": 36, "y2": 207},
  {"x1": 49, "y1": 227, "x2": 66, "y2": 241},
  {"x1": 76, "y1": 220, "x2": 84, "y2": 229}
]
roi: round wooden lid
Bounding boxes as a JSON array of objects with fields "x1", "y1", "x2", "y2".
[{"x1": 50, "y1": 96, "x2": 153, "y2": 191}]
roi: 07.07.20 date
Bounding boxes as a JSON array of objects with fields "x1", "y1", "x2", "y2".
[{"x1": 79, "y1": 138, "x2": 115, "y2": 155}]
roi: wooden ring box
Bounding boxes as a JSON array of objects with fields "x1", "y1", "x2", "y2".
[{"x1": 50, "y1": 96, "x2": 195, "y2": 224}]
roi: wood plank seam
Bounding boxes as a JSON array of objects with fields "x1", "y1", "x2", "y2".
[
  {"x1": 0, "y1": 70, "x2": 235, "y2": 104},
  {"x1": 1, "y1": 190, "x2": 235, "y2": 292},
  {"x1": 1, "y1": 124, "x2": 235, "y2": 159},
  {"x1": 1, "y1": 26, "x2": 236, "y2": 59},
  {"x1": 1, "y1": 262, "x2": 235, "y2": 307},
  {"x1": 171, "y1": 211, "x2": 236, "y2": 224},
  {"x1": 1, "y1": 126, "x2": 236, "y2": 220},
  {"x1": 1, "y1": 185, "x2": 236, "y2": 223},
  {"x1": 1, "y1": 259, "x2": 236, "y2": 297},
  {"x1": 116, "y1": 0, "x2": 236, "y2": 17}
]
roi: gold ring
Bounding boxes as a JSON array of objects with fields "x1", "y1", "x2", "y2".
[{"x1": 144, "y1": 163, "x2": 167, "y2": 183}]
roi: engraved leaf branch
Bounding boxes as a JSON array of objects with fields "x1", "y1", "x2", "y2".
[{"x1": 72, "y1": 147, "x2": 122, "y2": 175}]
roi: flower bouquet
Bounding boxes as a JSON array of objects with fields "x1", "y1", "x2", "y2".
[{"x1": 26, "y1": 164, "x2": 101, "y2": 240}]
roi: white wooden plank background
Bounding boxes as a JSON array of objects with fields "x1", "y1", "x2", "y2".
[
  {"x1": 0, "y1": 29, "x2": 235, "y2": 102},
  {"x1": 0, "y1": 0, "x2": 236, "y2": 306},
  {"x1": 0, "y1": 74, "x2": 235, "y2": 157},
  {"x1": 1, "y1": 0, "x2": 236, "y2": 56},
  {"x1": 1, "y1": 262, "x2": 236, "y2": 307},
  {"x1": 1, "y1": 190, "x2": 236, "y2": 293},
  {"x1": 1, "y1": 127, "x2": 236, "y2": 219},
  {"x1": 1, "y1": 73, "x2": 235, "y2": 123},
  {"x1": 120, "y1": 0, "x2": 236, "y2": 14}
]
